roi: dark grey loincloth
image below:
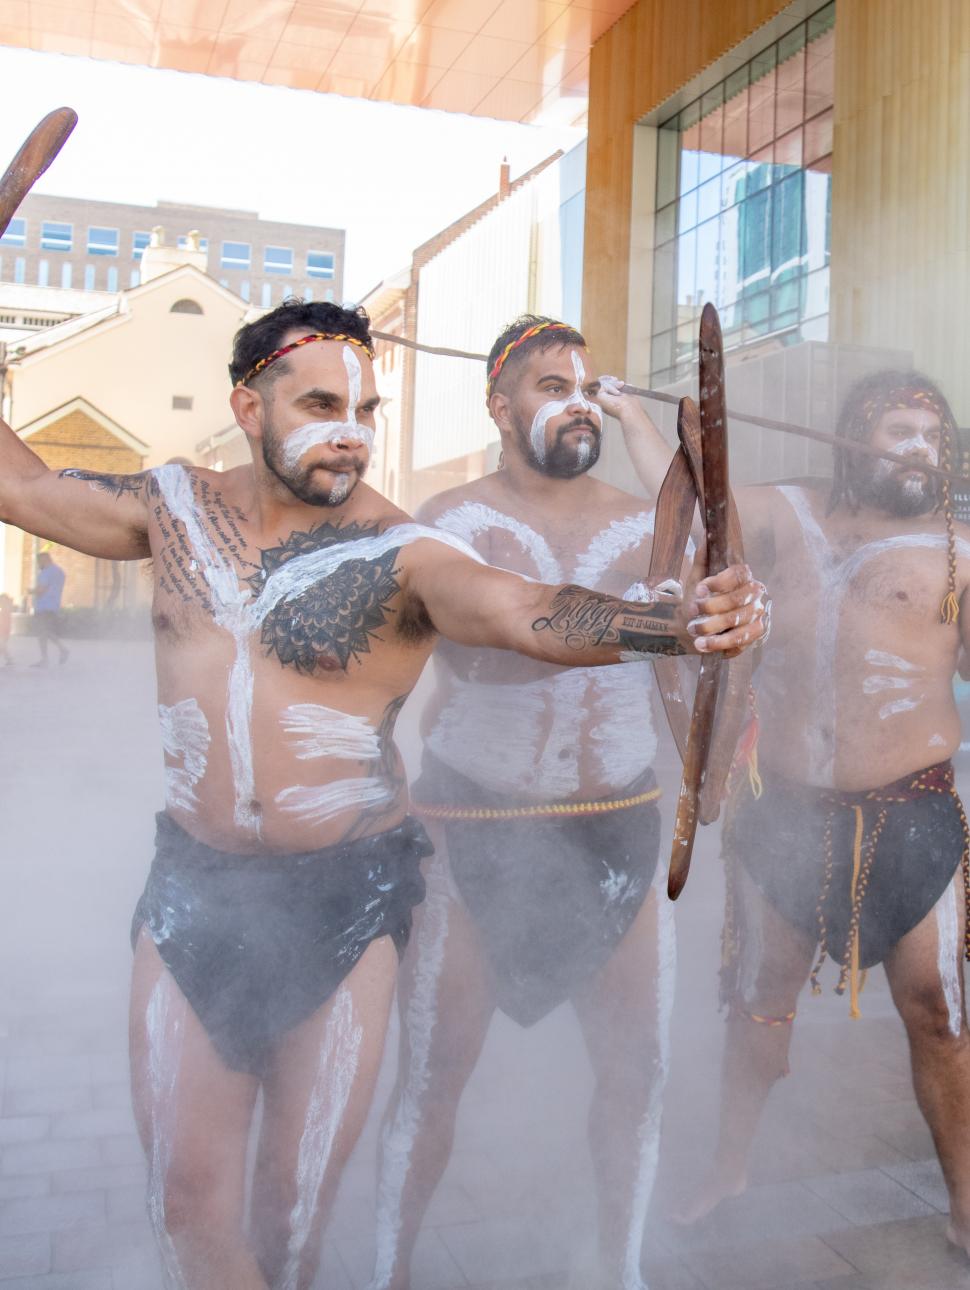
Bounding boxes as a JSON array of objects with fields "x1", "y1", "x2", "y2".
[
  {"x1": 412, "y1": 751, "x2": 661, "y2": 1026},
  {"x1": 132, "y1": 812, "x2": 431, "y2": 1074}
]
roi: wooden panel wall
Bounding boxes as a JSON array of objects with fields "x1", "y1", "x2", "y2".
[
  {"x1": 830, "y1": 0, "x2": 970, "y2": 420},
  {"x1": 582, "y1": 0, "x2": 791, "y2": 372}
]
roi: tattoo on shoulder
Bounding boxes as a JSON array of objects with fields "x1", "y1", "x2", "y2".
[
  {"x1": 531, "y1": 584, "x2": 686, "y2": 656},
  {"x1": 246, "y1": 520, "x2": 403, "y2": 674},
  {"x1": 59, "y1": 469, "x2": 148, "y2": 500}
]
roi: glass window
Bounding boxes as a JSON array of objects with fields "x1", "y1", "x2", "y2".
[
  {"x1": 37, "y1": 260, "x2": 49, "y2": 287},
  {"x1": 651, "y1": 1, "x2": 834, "y2": 382},
  {"x1": 264, "y1": 246, "x2": 293, "y2": 275},
  {"x1": 1, "y1": 218, "x2": 26, "y2": 247},
  {"x1": 14, "y1": 257, "x2": 25, "y2": 284},
  {"x1": 133, "y1": 231, "x2": 151, "y2": 260},
  {"x1": 222, "y1": 241, "x2": 251, "y2": 270},
  {"x1": 130, "y1": 269, "x2": 141, "y2": 287},
  {"x1": 41, "y1": 221, "x2": 72, "y2": 252},
  {"x1": 240, "y1": 281, "x2": 250, "y2": 302},
  {"x1": 261, "y1": 282, "x2": 272, "y2": 307},
  {"x1": 178, "y1": 235, "x2": 208, "y2": 252},
  {"x1": 88, "y1": 227, "x2": 119, "y2": 256},
  {"x1": 84, "y1": 265, "x2": 96, "y2": 290},
  {"x1": 61, "y1": 263, "x2": 72, "y2": 289},
  {"x1": 107, "y1": 266, "x2": 119, "y2": 292},
  {"x1": 307, "y1": 250, "x2": 335, "y2": 279}
]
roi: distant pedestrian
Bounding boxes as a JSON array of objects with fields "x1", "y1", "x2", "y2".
[
  {"x1": 0, "y1": 593, "x2": 12, "y2": 666},
  {"x1": 30, "y1": 551, "x2": 68, "y2": 666}
]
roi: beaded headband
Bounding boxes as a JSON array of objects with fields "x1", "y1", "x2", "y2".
[
  {"x1": 237, "y1": 331, "x2": 375, "y2": 386},
  {"x1": 485, "y1": 321, "x2": 582, "y2": 402},
  {"x1": 861, "y1": 385, "x2": 950, "y2": 425}
]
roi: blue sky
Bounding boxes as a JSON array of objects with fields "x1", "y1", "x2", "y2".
[{"x1": 0, "y1": 45, "x2": 584, "y2": 299}]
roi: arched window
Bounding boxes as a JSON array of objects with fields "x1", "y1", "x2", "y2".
[{"x1": 170, "y1": 298, "x2": 203, "y2": 315}]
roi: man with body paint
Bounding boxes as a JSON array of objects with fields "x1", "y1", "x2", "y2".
[
  {"x1": 623, "y1": 367, "x2": 970, "y2": 1257},
  {"x1": 368, "y1": 315, "x2": 713, "y2": 1290},
  {"x1": 0, "y1": 298, "x2": 766, "y2": 1290}
]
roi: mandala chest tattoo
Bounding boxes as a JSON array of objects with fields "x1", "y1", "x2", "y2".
[{"x1": 246, "y1": 521, "x2": 403, "y2": 674}]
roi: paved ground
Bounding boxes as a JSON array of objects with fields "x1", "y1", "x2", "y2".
[{"x1": 0, "y1": 639, "x2": 969, "y2": 1289}]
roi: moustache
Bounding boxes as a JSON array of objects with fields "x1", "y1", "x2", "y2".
[{"x1": 559, "y1": 418, "x2": 600, "y2": 438}]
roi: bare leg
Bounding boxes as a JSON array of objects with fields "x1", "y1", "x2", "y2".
[
  {"x1": 250, "y1": 934, "x2": 399, "y2": 1290},
  {"x1": 129, "y1": 930, "x2": 265, "y2": 1289},
  {"x1": 882, "y1": 874, "x2": 970, "y2": 1253},
  {"x1": 572, "y1": 870, "x2": 676, "y2": 1290},
  {"x1": 368, "y1": 844, "x2": 496, "y2": 1290},
  {"x1": 671, "y1": 866, "x2": 816, "y2": 1225}
]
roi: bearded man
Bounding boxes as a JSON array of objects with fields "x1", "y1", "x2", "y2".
[{"x1": 368, "y1": 315, "x2": 722, "y2": 1290}]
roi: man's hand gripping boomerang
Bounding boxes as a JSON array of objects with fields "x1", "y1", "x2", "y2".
[{"x1": 648, "y1": 303, "x2": 765, "y2": 899}]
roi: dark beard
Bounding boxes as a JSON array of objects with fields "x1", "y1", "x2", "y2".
[
  {"x1": 856, "y1": 464, "x2": 937, "y2": 517},
  {"x1": 516, "y1": 414, "x2": 601, "y2": 479},
  {"x1": 261, "y1": 427, "x2": 364, "y2": 507}
]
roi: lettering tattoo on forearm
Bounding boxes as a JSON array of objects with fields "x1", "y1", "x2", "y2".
[{"x1": 531, "y1": 584, "x2": 687, "y2": 656}]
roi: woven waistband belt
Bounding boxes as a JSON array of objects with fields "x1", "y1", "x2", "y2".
[{"x1": 413, "y1": 785, "x2": 662, "y2": 821}]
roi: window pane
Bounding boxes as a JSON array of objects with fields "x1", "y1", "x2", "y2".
[
  {"x1": 678, "y1": 186, "x2": 698, "y2": 232},
  {"x1": 261, "y1": 282, "x2": 271, "y2": 307},
  {"x1": 804, "y1": 108, "x2": 833, "y2": 166},
  {"x1": 178, "y1": 235, "x2": 209, "y2": 252},
  {"x1": 14, "y1": 257, "x2": 25, "y2": 284},
  {"x1": 240, "y1": 280, "x2": 250, "y2": 302},
  {"x1": 774, "y1": 126, "x2": 803, "y2": 171},
  {"x1": 264, "y1": 246, "x2": 293, "y2": 274},
  {"x1": 722, "y1": 161, "x2": 747, "y2": 209},
  {"x1": 747, "y1": 48, "x2": 776, "y2": 154},
  {"x1": 41, "y1": 221, "x2": 72, "y2": 252},
  {"x1": 84, "y1": 265, "x2": 95, "y2": 290},
  {"x1": 698, "y1": 84, "x2": 724, "y2": 182},
  {"x1": 695, "y1": 216, "x2": 720, "y2": 308},
  {"x1": 1, "y1": 218, "x2": 26, "y2": 247},
  {"x1": 655, "y1": 202, "x2": 676, "y2": 245},
  {"x1": 130, "y1": 269, "x2": 140, "y2": 287},
  {"x1": 222, "y1": 241, "x2": 251, "y2": 270},
  {"x1": 656, "y1": 124, "x2": 679, "y2": 208},
  {"x1": 802, "y1": 265, "x2": 830, "y2": 320},
  {"x1": 776, "y1": 26, "x2": 807, "y2": 137},
  {"x1": 739, "y1": 187, "x2": 772, "y2": 295},
  {"x1": 697, "y1": 173, "x2": 722, "y2": 223},
  {"x1": 772, "y1": 170, "x2": 804, "y2": 282},
  {"x1": 651, "y1": 330, "x2": 674, "y2": 370},
  {"x1": 723, "y1": 76, "x2": 748, "y2": 161},
  {"x1": 307, "y1": 250, "x2": 335, "y2": 279},
  {"x1": 37, "y1": 260, "x2": 49, "y2": 287},
  {"x1": 88, "y1": 227, "x2": 119, "y2": 256},
  {"x1": 107, "y1": 266, "x2": 119, "y2": 292},
  {"x1": 61, "y1": 263, "x2": 72, "y2": 289},
  {"x1": 806, "y1": 4, "x2": 836, "y2": 116},
  {"x1": 676, "y1": 228, "x2": 697, "y2": 309},
  {"x1": 133, "y1": 231, "x2": 151, "y2": 260},
  {"x1": 652, "y1": 241, "x2": 676, "y2": 334},
  {"x1": 679, "y1": 100, "x2": 701, "y2": 194}
]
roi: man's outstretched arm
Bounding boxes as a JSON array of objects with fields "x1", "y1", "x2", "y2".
[
  {"x1": 0, "y1": 414, "x2": 151, "y2": 558},
  {"x1": 408, "y1": 544, "x2": 765, "y2": 665}
]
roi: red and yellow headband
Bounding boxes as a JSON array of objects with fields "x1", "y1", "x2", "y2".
[
  {"x1": 861, "y1": 385, "x2": 950, "y2": 426},
  {"x1": 485, "y1": 321, "x2": 582, "y2": 403},
  {"x1": 238, "y1": 331, "x2": 375, "y2": 387}
]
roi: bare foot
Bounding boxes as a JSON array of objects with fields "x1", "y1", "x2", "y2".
[
  {"x1": 668, "y1": 1167, "x2": 747, "y2": 1226},
  {"x1": 945, "y1": 1221, "x2": 970, "y2": 1259}
]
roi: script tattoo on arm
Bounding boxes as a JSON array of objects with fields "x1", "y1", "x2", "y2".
[
  {"x1": 59, "y1": 468, "x2": 149, "y2": 500},
  {"x1": 531, "y1": 584, "x2": 687, "y2": 657},
  {"x1": 247, "y1": 521, "x2": 403, "y2": 674}
]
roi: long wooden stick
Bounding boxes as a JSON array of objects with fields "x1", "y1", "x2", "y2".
[{"x1": 0, "y1": 109, "x2": 77, "y2": 243}]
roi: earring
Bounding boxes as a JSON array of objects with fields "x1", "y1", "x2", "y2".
[{"x1": 497, "y1": 450, "x2": 505, "y2": 471}]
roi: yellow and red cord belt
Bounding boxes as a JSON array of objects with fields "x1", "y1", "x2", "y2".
[{"x1": 413, "y1": 785, "x2": 661, "y2": 821}]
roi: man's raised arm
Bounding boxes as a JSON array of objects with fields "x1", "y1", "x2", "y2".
[
  {"x1": 408, "y1": 543, "x2": 766, "y2": 665},
  {"x1": 0, "y1": 415, "x2": 152, "y2": 559}
]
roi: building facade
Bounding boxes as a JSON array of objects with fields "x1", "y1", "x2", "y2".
[{"x1": 0, "y1": 193, "x2": 344, "y2": 308}]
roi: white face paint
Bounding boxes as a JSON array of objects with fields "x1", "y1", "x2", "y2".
[
  {"x1": 155, "y1": 464, "x2": 488, "y2": 837},
  {"x1": 371, "y1": 856, "x2": 452, "y2": 1288},
  {"x1": 159, "y1": 698, "x2": 210, "y2": 814},
  {"x1": 528, "y1": 350, "x2": 601, "y2": 466},
  {"x1": 936, "y1": 879, "x2": 963, "y2": 1038},
  {"x1": 891, "y1": 432, "x2": 940, "y2": 469},
  {"x1": 280, "y1": 986, "x2": 363, "y2": 1290},
  {"x1": 279, "y1": 345, "x2": 374, "y2": 472}
]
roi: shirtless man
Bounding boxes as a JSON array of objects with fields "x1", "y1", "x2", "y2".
[
  {"x1": 368, "y1": 315, "x2": 713, "y2": 1290},
  {"x1": 0, "y1": 300, "x2": 765, "y2": 1290},
  {"x1": 624, "y1": 369, "x2": 970, "y2": 1254}
]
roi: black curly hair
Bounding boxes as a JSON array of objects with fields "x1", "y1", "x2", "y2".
[
  {"x1": 229, "y1": 298, "x2": 372, "y2": 388},
  {"x1": 485, "y1": 314, "x2": 586, "y2": 403}
]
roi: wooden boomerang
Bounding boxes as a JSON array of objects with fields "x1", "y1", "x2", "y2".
[
  {"x1": 0, "y1": 108, "x2": 78, "y2": 243},
  {"x1": 663, "y1": 303, "x2": 750, "y2": 899}
]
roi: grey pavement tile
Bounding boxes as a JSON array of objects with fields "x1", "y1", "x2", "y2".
[
  {"x1": 91, "y1": 1085, "x2": 130, "y2": 1113},
  {"x1": 4, "y1": 1059, "x2": 90, "y2": 1094},
  {"x1": 2, "y1": 1140, "x2": 100, "y2": 1178},
  {"x1": 106, "y1": 1244, "x2": 163, "y2": 1290},
  {"x1": 52, "y1": 1165, "x2": 144, "y2": 1196},
  {"x1": 683, "y1": 1236, "x2": 855, "y2": 1290},
  {"x1": 87, "y1": 1058, "x2": 128, "y2": 1087},
  {"x1": 99, "y1": 1137, "x2": 144, "y2": 1168},
  {"x1": 881, "y1": 1159, "x2": 950, "y2": 1213},
  {"x1": 3, "y1": 1088, "x2": 93, "y2": 1118},
  {"x1": 0, "y1": 1233, "x2": 51, "y2": 1280},
  {"x1": 809, "y1": 1131, "x2": 912, "y2": 1175},
  {"x1": 0, "y1": 1182, "x2": 48, "y2": 1204},
  {"x1": 52, "y1": 1219, "x2": 156, "y2": 1273},
  {"x1": 820, "y1": 1214, "x2": 961, "y2": 1282},
  {"x1": 0, "y1": 1275, "x2": 112, "y2": 1290},
  {"x1": 438, "y1": 1216, "x2": 576, "y2": 1284},
  {"x1": 805, "y1": 1169, "x2": 935, "y2": 1226},
  {"x1": 0, "y1": 1192, "x2": 104, "y2": 1237},
  {"x1": 51, "y1": 1109, "x2": 136, "y2": 1142},
  {"x1": 337, "y1": 1226, "x2": 466, "y2": 1289},
  {"x1": 0, "y1": 1124, "x2": 48, "y2": 1149},
  {"x1": 662, "y1": 1180, "x2": 847, "y2": 1253},
  {"x1": 105, "y1": 1187, "x2": 146, "y2": 1225}
]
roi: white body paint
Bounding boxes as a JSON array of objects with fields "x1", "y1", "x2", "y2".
[
  {"x1": 936, "y1": 878, "x2": 963, "y2": 1038},
  {"x1": 429, "y1": 507, "x2": 660, "y2": 797},
  {"x1": 621, "y1": 863, "x2": 676, "y2": 1290},
  {"x1": 145, "y1": 974, "x2": 188, "y2": 1290},
  {"x1": 370, "y1": 857, "x2": 452, "y2": 1289},
  {"x1": 774, "y1": 486, "x2": 969, "y2": 785},
  {"x1": 158, "y1": 698, "x2": 210, "y2": 813},
  {"x1": 279, "y1": 345, "x2": 374, "y2": 470},
  {"x1": 281, "y1": 703, "x2": 381, "y2": 760},
  {"x1": 155, "y1": 464, "x2": 487, "y2": 836},
  {"x1": 279, "y1": 985, "x2": 363, "y2": 1290},
  {"x1": 528, "y1": 351, "x2": 602, "y2": 465},
  {"x1": 276, "y1": 777, "x2": 391, "y2": 825}
]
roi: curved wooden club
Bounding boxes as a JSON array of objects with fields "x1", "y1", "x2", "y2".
[
  {"x1": 0, "y1": 108, "x2": 78, "y2": 243},
  {"x1": 668, "y1": 303, "x2": 737, "y2": 900}
]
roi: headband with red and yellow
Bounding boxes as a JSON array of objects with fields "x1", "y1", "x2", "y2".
[
  {"x1": 485, "y1": 321, "x2": 583, "y2": 403},
  {"x1": 237, "y1": 331, "x2": 375, "y2": 387}
]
